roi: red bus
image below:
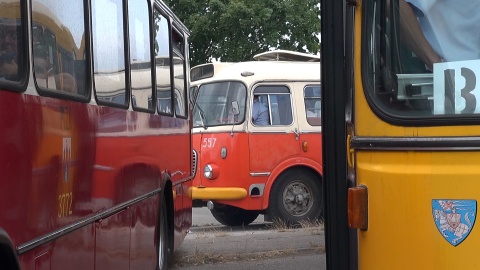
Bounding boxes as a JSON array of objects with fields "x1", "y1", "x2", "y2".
[
  {"x1": 190, "y1": 50, "x2": 322, "y2": 226},
  {"x1": 0, "y1": 0, "x2": 192, "y2": 269}
]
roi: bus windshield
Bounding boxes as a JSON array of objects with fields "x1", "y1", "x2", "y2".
[{"x1": 193, "y1": 81, "x2": 246, "y2": 128}]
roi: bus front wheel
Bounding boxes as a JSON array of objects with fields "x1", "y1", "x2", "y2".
[
  {"x1": 268, "y1": 170, "x2": 322, "y2": 225},
  {"x1": 210, "y1": 204, "x2": 259, "y2": 226}
]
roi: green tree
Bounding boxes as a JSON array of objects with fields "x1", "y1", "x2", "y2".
[{"x1": 165, "y1": 0, "x2": 320, "y2": 66}]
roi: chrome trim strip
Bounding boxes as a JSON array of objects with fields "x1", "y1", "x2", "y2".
[
  {"x1": 249, "y1": 131, "x2": 289, "y2": 134},
  {"x1": 250, "y1": 172, "x2": 271, "y2": 177},
  {"x1": 351, "y1": 136, "x2": 480, "y2": 151},
  {"x1": 17, "y1": 188, "x2": 162, "y2": 255},
  {"x1": 301, "y1": 130, "x2": 322, "y2": 134},
  {"x1": 93, "y1": 164, "x2": 115, "y2": 171}
]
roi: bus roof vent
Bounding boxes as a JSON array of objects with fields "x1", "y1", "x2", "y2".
[
  {"x1": 253, "y1": 50, "x2": 320, "y2": 62},
  {"x1": 241, "y1": 71, "x2": 254, "y2": 77}
]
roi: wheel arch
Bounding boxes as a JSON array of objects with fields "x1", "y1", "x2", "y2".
[
  {"x1": 262, "y1": 158, "x2": 322, "y2": 210},
  {"x1": 0, "y1": 229, "x2": 20, "y2": 270}
]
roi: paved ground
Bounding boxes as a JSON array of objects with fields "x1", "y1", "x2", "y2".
[{"x1": 168, "y1": 208, "x2": 326, "y2": 269}]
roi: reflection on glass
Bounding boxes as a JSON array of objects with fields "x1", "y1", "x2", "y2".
[
  {"x1": 172, "y1": 28, "x2": 186, "y2": 117},
  {"x1": 365, "y1": 0, "x2": 480, "y2": 118},
  {"x1": 253, "y1": 85, "x2": 293, "y2": 126},
  {"x1": 304, "y1": 85, "x2": 321, "y2": 126},
  {"x1": 173, "y1": 56, "x2": 185, "y2": 116},
  {"x1": 0, "y1": 0, "x2": 23, "y2": 82},
  {"x1": 32, "y1": 0, "x2": 87, "y2": 96},
  {"x1": 154, "y1": 9, "x2": 172, "y2": 114},
  {"x1": 129, "y1": 0, "x2": 153, "y2": 110},
  {"x1": 92, "y1": 0, "x2": 126, "y2": 105},
  {"x1": 193, "y1": 81, "x2": 247, "y2": 128}
]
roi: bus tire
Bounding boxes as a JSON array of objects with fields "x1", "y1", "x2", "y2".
[
  {"x1": 157, "y1": 196, "x2": 169, "y2": 270},
  {"x1": 268, "y1": 170, "x2": 322, "y2": 225},
  {"x1": 210, "y1": 204, "x2": 259, "y2": 226}
]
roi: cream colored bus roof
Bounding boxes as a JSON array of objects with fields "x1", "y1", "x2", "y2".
[
  {"x1": 191, "y1": 60, "x2": 320, "y2": 85},
  {"x1": 253, "y1": 50, "x2": 320, "y2": 62}
]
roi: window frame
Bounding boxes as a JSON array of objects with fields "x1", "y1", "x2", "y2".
[{"x1": 31, "y1": 0, "x2": 91, "y2": 103}]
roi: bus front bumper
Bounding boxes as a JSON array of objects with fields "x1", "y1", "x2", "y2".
[{"x1": 191, "y1": 186, "x2": 247, "y2": 200}]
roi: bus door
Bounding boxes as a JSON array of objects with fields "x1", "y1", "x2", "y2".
[
  {"x1": 324, "y1": 0, "x2": 480, "y2": 269},
  {"x1": 296, "y1": 83, "x2": 322, "y2": 162},
  {"x1": 248, "y1": 84, "x2": 300, "y2": 180}
]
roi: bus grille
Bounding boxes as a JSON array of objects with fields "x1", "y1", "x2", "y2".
[{"x1": 192, "y1": 149, "x2": 198, "y2": 177}]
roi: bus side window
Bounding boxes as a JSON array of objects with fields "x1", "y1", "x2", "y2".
[
  {"x1": 304, "y1": 85, "x2": 321, "y2": 126},
  {"x1": 273, "y1": 94, "x2": 293, "y2": 125},
  {"x1": 92, "y1": 0, "x2": 127, "y2": 106},
  {"x1": 254, "y1": 85, "x2": 293, "y2": 126},
  {"x1": 0, "y1": 20, "x2": 23, "y2": 83},
  {"x1": 128, "y1": 0, "x2": 154, "y2": 112},
  {"x1": 31, "y1": 0, "x2": 88, "y2": 98}
]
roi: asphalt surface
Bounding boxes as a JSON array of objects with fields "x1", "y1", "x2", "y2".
[{"x1": 169, "y1": 208, "x2": 326, "y2": 269}]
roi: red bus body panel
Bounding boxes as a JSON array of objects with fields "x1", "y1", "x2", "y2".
[
  {"x1": 0, "y1": 91, "x2": 191, "y2": 269},
  {"x1": 192, "y1": 129, "x2": 322, "y2": 210}
]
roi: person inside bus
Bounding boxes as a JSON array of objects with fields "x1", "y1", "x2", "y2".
[
  {"x1": 252, "y1": 95, "x2": 269, "y2": 126},
  {"x1": 399, "y1": 0, "x2": 480, "y2": 70},
  {"x1": 0, "y1": 27, "x2": 18, "y2": 79}
]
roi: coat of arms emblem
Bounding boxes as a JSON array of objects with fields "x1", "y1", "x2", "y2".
[{"x1": 432, "y1": 200, "x2": 476, "y2": 246}]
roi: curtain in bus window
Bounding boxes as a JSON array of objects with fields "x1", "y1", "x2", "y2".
[
  {"x1": 270, "y1": 94, "x2": 292, "y2": 125},
  {"x1": 304, "y1": 85, "x2": 321, "y2": 126},
  {"x1": 92, "y1": 0, "x2": 126, "y2": 106},
  {"x1": 154, "y1": 8, "x2": 172, "y2": 114},
  {"x1": 128, "y1": 0, "x2": 153, "y2": 111},
  {"x1": 0, "y1": 0, "x2": 25, "y2": 84},
  {"x1": 31, "y1": 0, "x2": 88, "y2": 96}
]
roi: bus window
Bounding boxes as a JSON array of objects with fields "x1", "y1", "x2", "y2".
[
  {"x1": 193, "y1": 81, "x2": 247, "y2": 127},
  {"x1": 128, "y1": 0, "x2": 153, "y2": 111},
  {"x1": 0, "y1": 0, "x2": 25, "y2": 85},
  {"x1": 92, "y1": 0, "x2": 127, "y2": 106},
  {"x1": 154, "y1": 8, "x2": 172, "y2": 115},
  {"x1": 304, "y1": 85, "x2": 321, "y2": 126},
  {"x1": 32, "y1": 0, "x2": 88, "y2": 97},
  {"x1": 364, "y1": 0, "x2": 480, "y2": 120},
  {"x1": 253, "y1": 85, "x2": 293, "y2": 126},
  {"x1": 172, "y1": 27, "x2": 187, "y2": 117}
]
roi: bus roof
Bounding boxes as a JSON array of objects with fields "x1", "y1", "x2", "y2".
[
  {"x1": 190, "y1": 60, "x2": 320, "y2": 85},
  {"x1": 253, "y1": 50, "x2": 320, "y2": 62}
]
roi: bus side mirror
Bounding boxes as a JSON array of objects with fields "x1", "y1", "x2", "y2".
[{"x1": 231, "y1": 101, "x2": 240, "y2": 116}]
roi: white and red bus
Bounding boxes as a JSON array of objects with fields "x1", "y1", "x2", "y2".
[
  {"x1": 190, "y1": 50, "x2": 322, "y2": 226},
  {"x1": 0, "y1": 0, "x2": 192, "y2": 269}
]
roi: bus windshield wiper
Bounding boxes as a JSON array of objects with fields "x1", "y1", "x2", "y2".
[{"x1": 194, "y1": 104, "x2": 208, "y2": 129}]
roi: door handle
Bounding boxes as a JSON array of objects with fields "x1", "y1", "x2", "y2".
[{"x1": 293, "y1": 128, "x2": 299, "y2": 140}]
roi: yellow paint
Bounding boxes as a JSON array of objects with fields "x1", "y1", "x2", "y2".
[
  {"x1": 191, "y1": 187, "x2": 247, "y2": 200},
  {"x1": 352, "y1": 2, "x2": 480, "y2": 269}
]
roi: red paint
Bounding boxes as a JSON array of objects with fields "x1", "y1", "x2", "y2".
[{"x1": 0, "y1": 90, "x2": 192, "y2": 269}]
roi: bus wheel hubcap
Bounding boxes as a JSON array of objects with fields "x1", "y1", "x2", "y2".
[{"x1": 283, "y1": 181, "x2": 313, "y2": 217}]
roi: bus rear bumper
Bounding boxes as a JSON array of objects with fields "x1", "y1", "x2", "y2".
[{"x1": 191, "y1": 186, "x2": 247, "y2": 200}]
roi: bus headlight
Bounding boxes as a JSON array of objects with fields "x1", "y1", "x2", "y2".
[{"x1": 203, "y1": 163, "x2": 219, "y2": 179}]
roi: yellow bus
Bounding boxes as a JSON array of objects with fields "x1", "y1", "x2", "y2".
[{"x1": 322, "y1": 0, "x2": 480, "y2": 269}]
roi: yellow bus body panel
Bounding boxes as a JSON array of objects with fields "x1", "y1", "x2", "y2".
[{"x1": 354, "y1": 3, "x2": 480, "y2": 269}]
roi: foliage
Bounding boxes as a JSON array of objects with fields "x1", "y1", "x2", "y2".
[{"x1": 164, "y1": 0, "x2": 320, "y2": 66}]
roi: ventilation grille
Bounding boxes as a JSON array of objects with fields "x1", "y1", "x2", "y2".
[{"x1": 191, "y1": 149, "x2": 198, "y2": 177}]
